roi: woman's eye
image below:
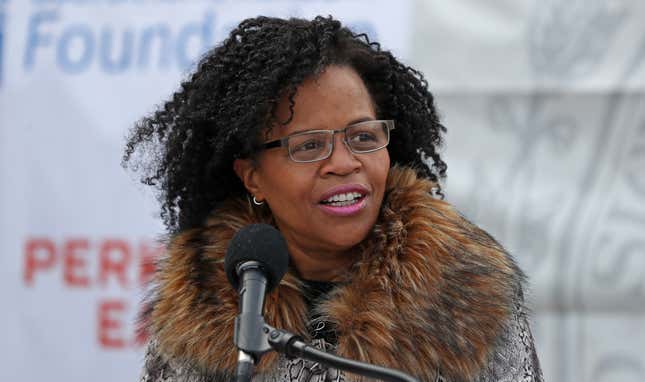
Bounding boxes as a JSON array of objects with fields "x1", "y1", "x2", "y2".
[
  {"x1": 293, "y1": 139, "x2": 325, "y2": 152},
  {"x1": 350, "y1": 132, "x2": 377, "y2": 142}
]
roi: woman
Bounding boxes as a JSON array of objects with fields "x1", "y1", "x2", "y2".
[{"x1": 125, "y1": 16, "x2": 543, "y2": 382}]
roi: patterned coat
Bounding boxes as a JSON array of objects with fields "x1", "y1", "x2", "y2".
[{"x1": 139, "y1": 166, "x2": 544, "y2": 382}]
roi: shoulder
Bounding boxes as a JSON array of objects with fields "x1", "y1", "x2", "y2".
[
  {"x1": 379, "y1": 166, "x2": 543, "y2": 380},
  {"x1": 475, "y1": 288, "x2": 544, "y2": 382}
]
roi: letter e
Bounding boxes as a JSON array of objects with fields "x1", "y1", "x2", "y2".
[
  {"x1": 98, "y1": 299, "x2": 126, "y2": 349},
  {"x1": 63, "y1": 238, "x2": 90, "y2": 287}
]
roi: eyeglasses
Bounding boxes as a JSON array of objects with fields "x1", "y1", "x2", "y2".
[{"x1": 261, "y1": 120, "x2": 395, "y2": 163}]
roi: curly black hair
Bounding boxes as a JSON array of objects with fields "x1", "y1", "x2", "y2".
[{"x1": 123, "y1": 16, "x2": 447, "y2": 233}]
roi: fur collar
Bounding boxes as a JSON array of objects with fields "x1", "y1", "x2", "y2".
[{"x1": 144, "y1": 166, "x2": 523, "y2": 381}]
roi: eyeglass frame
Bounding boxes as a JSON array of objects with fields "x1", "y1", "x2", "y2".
[{"x1": 260, "y1": 119, "x2": 395, "y2": 163}]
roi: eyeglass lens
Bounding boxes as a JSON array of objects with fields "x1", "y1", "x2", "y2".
[{"x1": 288, "y1": 121, "x2": 390, "y2": 162}]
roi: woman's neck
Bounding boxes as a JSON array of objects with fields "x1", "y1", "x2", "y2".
[{"x1": 287, "y1": 243, "x2": 357, "y2": 281}]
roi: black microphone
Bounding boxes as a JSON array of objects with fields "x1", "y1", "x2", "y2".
[{"x1": 225, "y1": 224, "x2": 289, "y2": 382}]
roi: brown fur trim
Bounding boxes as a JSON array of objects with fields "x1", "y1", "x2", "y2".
[{"x1": 144, "y1": 166, "x2": 523, "y2": 381}]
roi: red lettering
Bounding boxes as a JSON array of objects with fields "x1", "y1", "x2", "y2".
[
  {"x1": 24, "y1": 236, "x2": 162, "y2": 291},
  {"x1": 63, "y1": 239, "x2": 90, "y2": 287},
  {"x1": 24, "y1": 238, "x2": 57, "y2": 286},
  {"x1": 98, "y1": 299, "x2": 127, "y2": 349},
  {"x1": 99, "y1": 239, "x2": 131, "y2": 288},
  {"x1": 139, "y1": 241, "x2": 163, "y2": 285}
]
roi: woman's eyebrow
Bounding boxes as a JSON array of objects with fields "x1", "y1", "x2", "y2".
[
  {"x1": 284, "y1": 116, "x2": 377, "y2": 136},
  {"x1": 346, "y1": 116, "x2": 376, "y2": 126}
]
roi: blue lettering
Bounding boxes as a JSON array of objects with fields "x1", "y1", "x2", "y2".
[
  {"x1": 175, "y1": 12, "x2": 215, "y2": 70},
  {"x1": 24, "y1": 10, "x2": 58, "y2": 70},
  {"x1": 137, "y1": 24, "x2": 172, "y2": 69},
  {"x1": 99, "y1": 28, "x2": 133, "y2": 74},
  {"x1": 56, "y1": 24, "x2": 94, "y2": 74},
  {"x1": 22, "y1": 9, "x2": 220, "y2": 75}
]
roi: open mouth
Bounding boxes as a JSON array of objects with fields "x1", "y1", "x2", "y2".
[{"x1": 319, "y1": 192, "x2": 366, "y2": 207}]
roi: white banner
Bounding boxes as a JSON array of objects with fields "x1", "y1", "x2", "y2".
[
  {"x1": 2, "y1": 1, "x2": 644, "y2": 381},
  {"x1": 0, "y1": 1, "x2": 412, "y2": 381}
]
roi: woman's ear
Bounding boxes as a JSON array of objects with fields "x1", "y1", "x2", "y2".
[{"x1": 233, "y1": 158, "x2": 264, "y2": 200}]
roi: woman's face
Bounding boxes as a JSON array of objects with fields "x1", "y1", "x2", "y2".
[{"x1": 234, "y1": 65, "x2": 390, "y2": 277}]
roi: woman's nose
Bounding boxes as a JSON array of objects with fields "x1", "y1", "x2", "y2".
[{"x1": 319, "y1": 133, "x2": 362, "y2": 176}]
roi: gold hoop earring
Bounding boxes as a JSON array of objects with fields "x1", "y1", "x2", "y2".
[{"x1": 252, "y1": 196, "x2": 264, "y2": 206}]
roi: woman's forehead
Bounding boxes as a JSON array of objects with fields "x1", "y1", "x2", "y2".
[{"x1": 269, "y1": 66, "x2": 376, "y2": 138}]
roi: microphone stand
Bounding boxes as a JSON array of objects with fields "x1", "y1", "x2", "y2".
[
  {"x1": 233, "y1": 320, "x2": 419, "y2": 382},
  {"x1": 267, "y1": 325, "x2": 419, "y2": 382}
]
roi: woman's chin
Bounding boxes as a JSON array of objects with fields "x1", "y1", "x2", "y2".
[
  {"x1": 319, "y1": 225, "x2": 373, "y2": 251},
  {"x1": 314, "y1": 204, "x2": 379, "y2": 244}
]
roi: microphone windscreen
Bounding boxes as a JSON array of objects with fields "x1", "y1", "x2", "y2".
[{"x1": 224, "y1": 223, "x2": 289, "y2": 292}]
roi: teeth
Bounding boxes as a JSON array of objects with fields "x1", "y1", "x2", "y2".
[{"x1": 323, "y1": 192, "x2": 363, "y2": 205}]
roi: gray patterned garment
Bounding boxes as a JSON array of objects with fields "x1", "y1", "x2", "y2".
[
  {"x1": 472, "y1": 299, "x2": 543, "y2": 382},
  {"x1": 139, "y1": 300, "x2": 543, "y2": 382},
  {"x1": 140, "y1": 339, "x2": 344, "y2": 382}
]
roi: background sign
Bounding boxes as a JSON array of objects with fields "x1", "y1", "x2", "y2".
[
  {"x1": 1, "y1": 1, "x2": 643, "y2": 381},
  {"x1": 0, "y1": 1, "x2": 412, "y2": 381}
]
